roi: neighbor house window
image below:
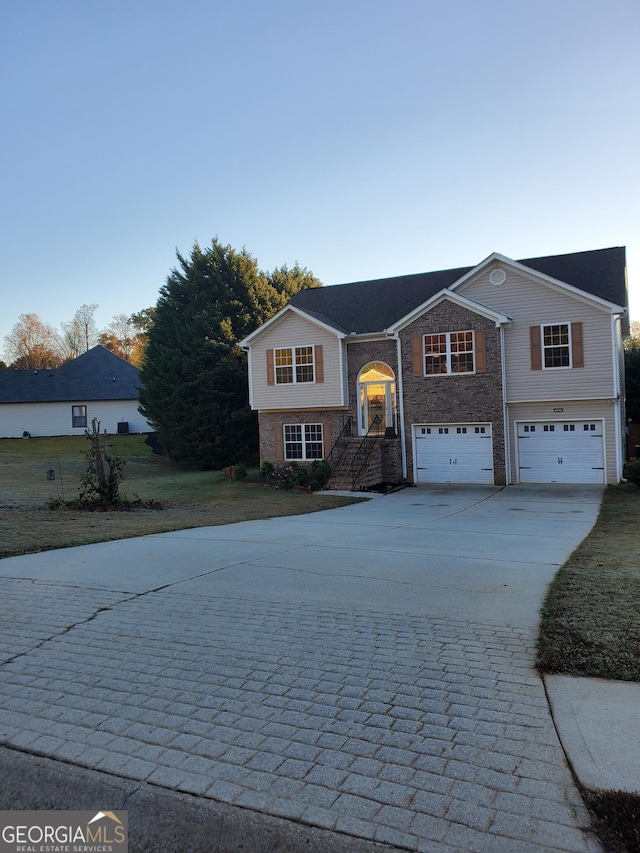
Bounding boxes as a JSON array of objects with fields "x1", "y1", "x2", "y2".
[
  {"x1": 275, "y1": 346, "x2": 315, "y2": 384},
  {"x1": 542, "y1": 323, "x2": 571, "y2": 368},
  {"x1": 424, "y1": 331, "x2": 474, "y2": 375},
  {"x1": 283, "y1": 424, "x2": 323, "y2": 460},
  {"x1": 72, "y1": 405, "x2": 87, "y2": 428}
]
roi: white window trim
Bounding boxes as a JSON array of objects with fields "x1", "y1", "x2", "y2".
[
  {"x1": 274, "y1": 345, "x2": 316, "y2": 385},
  {"x1": 71, "y1": 405, "x2": 87, "y2": 428},
  {"x1": 541, "y1": 322, "x2": 572, "y2": 370},
  {"x1": 283, "y1": 423, "x2": 324, "y2": 461},
  {"x1": 423, "y1": 330, "x2": 475, "y2": 377}
]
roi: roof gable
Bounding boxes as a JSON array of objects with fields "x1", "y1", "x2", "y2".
[
  {"x1": 388, "y1": 290, "x2": 511, "y2": 333},
  {"x1": 0, "y1": 346, "x2": 142, "y2": 404},
  {"x1": 240, "y1": 304, "x2": 346, "y2": 346}
]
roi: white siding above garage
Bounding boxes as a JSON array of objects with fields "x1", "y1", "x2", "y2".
[
  {"x1": 0, "y1": 400, "x2": 151, "y2": 438},
  {"x1": 456, "y1": 266, "x2": 618, "y2": 403}
]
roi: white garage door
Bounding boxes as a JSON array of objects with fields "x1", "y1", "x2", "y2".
[
  {"x1": 414, "y1": 424, "x2": 494, "y2": 484},
  {"x1": 517, "y1": 421, "x2": 604, "y2": 484}
]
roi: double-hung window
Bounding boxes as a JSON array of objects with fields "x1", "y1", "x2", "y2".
[
  {"x1": 530, "y1": 322, "x2": 583, "y2": 371},
  {"x1": 71, "y1": 405, "x2": 87, "y2": 428},
  {"x1": 424, "y1": 331, "x2": 474, "y2": 375},
  {"x1": 275, "y1": 346, "x2": 315, "y2": 384},
  {"x1": 283, "y1": 424, "x2": 323, "y2": 460},
  {"x1": 542, "y1": 323, "x2": 571, "y2": 368}
]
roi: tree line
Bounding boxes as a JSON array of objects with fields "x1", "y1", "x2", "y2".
[
  {"x1": 1, "y1": 305, "x2": 155, "y2": 369},
  {"x1": 3, "y1": 238, "x2": 322, "y2": 469}
]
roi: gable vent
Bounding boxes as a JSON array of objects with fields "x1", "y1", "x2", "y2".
[{"x1": 489, "y1": 268, "x2": 506, "y2": 285}]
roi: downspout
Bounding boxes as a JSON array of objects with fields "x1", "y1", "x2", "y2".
[
  {"x1": 612, "y1": 313, "x2": 624, "y2": 482},
  {"x1": 500, "y1": 325, "x2": 511, "y2": 484},
  {"x1": 393, "y1": 334, "x2": 408, "y2": 480},
  {"x1": 338, "y1": 338, "x2": 344, "y2": 410},
  {"x1": 245, "y1": 348, "x2": 253, "y2": 410}
]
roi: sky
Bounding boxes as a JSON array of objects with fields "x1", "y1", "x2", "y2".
[{"x1": 1, "y1": 0, "x2": 639, "y2": 361}]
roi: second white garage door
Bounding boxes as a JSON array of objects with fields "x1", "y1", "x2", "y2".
[
  {"x1": 414, "y1": 424, "x2": 494, "y2": 484},
  {"x1": 517, "y1": 421, "x2": 605, "y2": 483}
]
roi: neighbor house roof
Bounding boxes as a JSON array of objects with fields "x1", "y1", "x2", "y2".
[
  {"x1": 0, "y1": 346, "x2": 142, "y2": 404},
  {"x1": 287, "y1": 247, "x2": 627, "y2": 335}
]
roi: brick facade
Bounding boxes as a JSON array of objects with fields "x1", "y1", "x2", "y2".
[
  {"x1": 345, "y1": 338, "x2": 403, "y2": 483},
  {"x1": 345, "y1": 338, "x2": 399, "y2": 421},
  {"x1": 399, "y1": 300, "x2": 506, "y2": 485},
  {"x1": 257, "y1": 304, "x2": 505, "y2": 486},
  {"x1": 258, "y1": 409, "x2": 346, "y2": 467}
]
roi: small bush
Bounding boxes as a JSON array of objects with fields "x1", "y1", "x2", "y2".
[
  {"x1": 271, "y1": 464, "x2": 298, "y2": 489},
  {"x1": 309, "y1": 459, "x2": 331, "y2": 489},
  {"x1": 234, "y1": 462, "x2": 247, "y2": 480},
  {"x1": 260, "y1": 461, "x2": 275, "y2": 480},
  {"x1": 261, "y1": 460, "x2": 330, "y2": 491},
  {"x1": 625, "y1": 459, "x2": 640, "y2": 486},
  {"x1": 81, "y1": 419, "x2": 125, "y2": 505},
  {"x1": 223, "y1": 465, "x2": 237, "y2": 481}
]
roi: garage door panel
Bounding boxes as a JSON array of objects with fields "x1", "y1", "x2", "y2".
[
  {"x1": 517, "y1": 421, "x2": 604, "y2": 484},
  {"x1": 415, "y1": 425, "x2": 493, "y2": 484}
]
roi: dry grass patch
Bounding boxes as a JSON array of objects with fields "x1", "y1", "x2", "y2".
[
  {"x1": 537, "y1": 485, "x2": 640, "y2": 682},
  {"x1": 584, "y1": 790, "x2": 640, "y2": 853}
]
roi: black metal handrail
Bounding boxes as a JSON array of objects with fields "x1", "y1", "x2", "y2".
[
  {"x1": 325, "y1": 414, "x2": 353, "y2": 470},
  {"x1": 350, "y1": 415, "x2": 383, "y2": 490}
]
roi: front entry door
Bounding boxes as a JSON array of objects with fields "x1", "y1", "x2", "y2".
[{"x1": 358, "y1": 363, "x2": 396, "y2": 436}]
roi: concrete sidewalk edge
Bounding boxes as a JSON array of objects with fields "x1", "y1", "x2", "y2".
[{"x1": 544, "y1": 674, "x2": 640, "y2": 795}]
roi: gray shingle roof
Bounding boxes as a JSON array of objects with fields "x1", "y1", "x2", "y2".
[
  {"x1": 289, "y1": 247, "x2": 627, "y2": 335},
  {"x1": 0, "y1": 346, "x2": 142, "y2": 404}
]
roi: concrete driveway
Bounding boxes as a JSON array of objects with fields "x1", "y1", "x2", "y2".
[{"x1": 0, "y1": 485, "x2": 604, "y2": 851}]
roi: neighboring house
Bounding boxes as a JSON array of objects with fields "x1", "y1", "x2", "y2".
[
  {"x1": 240, "y1": 247, "x2": 628, "y2": 488},
  {"x1": 0, "y1": 345, "x2": 151, "y2": 438}
]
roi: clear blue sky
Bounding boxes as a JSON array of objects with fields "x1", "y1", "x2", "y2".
[{"x1": 1, "y1": 0, "x2": 638, "y2": 360}]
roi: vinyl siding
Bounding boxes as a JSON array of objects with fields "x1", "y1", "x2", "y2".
[
  {"x1": 249, "y1": 313, "x2": 343, "y2": 410},
  {"x1": 507, "y1": 400, "x2": 618, "y2": 484},
  {"x1": 458, "y1": 268, "x2": 617, "y2": 402},
  {"x1": 0, "y1": 400, "x2": 151, "y2": 438}
]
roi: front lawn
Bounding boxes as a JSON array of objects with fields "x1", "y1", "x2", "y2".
[
  {"x1": 0, "y1": 435, "x2": 362, "y2": 559},
  {"x1": 537, "y1": 485, "x2": 640, "y2": 682},
  {"x1": 537, "y1": 485, "x2": 640, "y2": 853}
]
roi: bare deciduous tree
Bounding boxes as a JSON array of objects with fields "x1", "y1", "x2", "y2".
[
  {"x1": 4, "y1": 313, "x2": 62, "y2": 369},
  {"x1": 59, "y1": 303, "x2": 99, "y2": 359}
]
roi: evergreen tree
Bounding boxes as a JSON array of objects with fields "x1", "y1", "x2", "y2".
[
  {"x1": 138, "y1": 239, "x2": 321, "y2": 468},
  {"x1": 625, "y1": 330, "x2": 640, "y2": 423}
]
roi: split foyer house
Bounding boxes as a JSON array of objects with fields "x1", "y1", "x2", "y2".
[
  {"x1": 240, "y1": 247, "x2": 628, "y2": 489},
  {"x1": 0, "y1": 345, "x2": 152, "y2": 438}
]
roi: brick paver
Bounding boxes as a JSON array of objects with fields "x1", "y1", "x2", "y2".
[{"x1": 0, "y1": 576, "x2": 600, "y2": 851}]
